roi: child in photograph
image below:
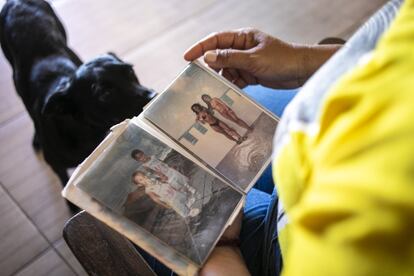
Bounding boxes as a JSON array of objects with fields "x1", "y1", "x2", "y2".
[
  {"x1": 131, "y1": 170, "x2": 200, "y2": 218},
  {"x1": 131, "y1": 149, "x2": 197, "y2": 195},
  {"x1": 201, "y1": 94, "x2": 252, "y2": 130},
  {"x1": 191, "y1": 103, "x2": 245, "y2": 144}
]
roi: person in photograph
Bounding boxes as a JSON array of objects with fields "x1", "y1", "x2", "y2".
[
  {"x1": 131, "y1": 149, "x2": 197, "y2": 194},
  {"x1": 131, "y1": 170, "x2": 200, "y2": 218},
  {"x1": 201, "y1": 94, "x2": 252, "y2": 130},
  {"x1": 191, "y1": 103, "x2": 245, "y2": 144}
]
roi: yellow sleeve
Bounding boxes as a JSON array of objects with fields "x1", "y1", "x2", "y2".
[{"x1": 276, "y1": 1, "x2": 414, "y2": 275}]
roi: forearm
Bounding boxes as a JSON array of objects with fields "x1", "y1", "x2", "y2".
[{"x1": 200, "y1": 246, "x2": 250, "y2": 276}]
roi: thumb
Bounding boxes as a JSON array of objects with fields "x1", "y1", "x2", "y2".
[{"x1": 204, "y1": 49, "x2": 252, "y2": 70}]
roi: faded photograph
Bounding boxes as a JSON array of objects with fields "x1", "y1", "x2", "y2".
[
  {"x1": 144, "y1": 62, "x2": 278, "y2": 190},
  {"x1": 77, "y1": 123, "x2": 243, "y2": 266}
]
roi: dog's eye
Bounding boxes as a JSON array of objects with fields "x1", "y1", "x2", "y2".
[
  {"x1": 104, "y1": 83, "x2": 114, "y2": 90},
  {"x1": 98, "y1": 90, "x2": 111, "y2": 102},
  {"x1": 91, "y1": 83, "x2": 98, "y2": 92}
]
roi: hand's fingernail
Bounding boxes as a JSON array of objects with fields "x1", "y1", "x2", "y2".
[{"x1": 204, "y1": 51, "x2": 217, "y2": 63}]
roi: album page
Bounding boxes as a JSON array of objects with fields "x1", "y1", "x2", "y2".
[
  {"x1": 63, "y1": 120, "x2": 244, "y2": 275},
  {"x1": 143, "y1": 61, "x2": 279, "y2": 193}
]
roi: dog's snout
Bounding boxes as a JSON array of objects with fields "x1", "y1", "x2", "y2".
[
  {"x1": 146, "y1": 88, "x2": 157, "y2": 99},
  {"x1": 134, "y1": 84, "x2": 156, "y2": 99}
]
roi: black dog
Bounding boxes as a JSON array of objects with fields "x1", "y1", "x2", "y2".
[{"x1": 0, "y1": 0, "x2": 155, "y2": 209}]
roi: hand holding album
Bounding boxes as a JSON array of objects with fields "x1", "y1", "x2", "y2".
[{"x1": 184, "y1": 28, "x2": 304, "y2": 89}]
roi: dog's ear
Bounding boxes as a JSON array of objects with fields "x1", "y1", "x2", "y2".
[
  {"x1": 107, "y1": 62, "x2": 134, "y2": 71},
  {"x1": 107, "y1": 52, "x2": 123, "y2": 62},
  {"x1": 106, "y1": 52, "x2": 134, "y2": 69},
  {"x1": 42, "y1": 92, "x2": 70, "y2": 116},
  {"x1": 41, "y1": 79, "x2": 73, "y2": 116}
]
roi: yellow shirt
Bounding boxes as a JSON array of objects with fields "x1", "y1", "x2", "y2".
[{"x1": 273, "y1": 0, "x2": 414, "y2": 275}]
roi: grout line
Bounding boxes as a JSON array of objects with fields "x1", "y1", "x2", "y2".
[
  {"x1": 52, "y1": 240, "x2": 81, "y2": 276},
  {"x1": 10, "y1": 247, "x2": 52, "y2": 276},
  {"x1": 119, "y1": 0, "x2": 219, "y2": 58},
  {"x1": 337, "y1": 18, "x2": 367, "y2": 39},
  {"x1": 0, "y1": 183, "x2": 79, "y2": 275},
  {"x1": 0, "y1": 110, "x2": 26, "y2": 129},
  {"x1": 0, "y1": 182, "x2": 50, "y2": 275},
  {"x1": 337, "y1": 6, "x2": 383, "y2": 39}
]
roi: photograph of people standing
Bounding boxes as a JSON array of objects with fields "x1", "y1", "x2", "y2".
[
  {"x1": 191, "y1": 103, "x2": 245, "y2": 144},
  {"x1": 201, "y1": 94, "x2": 252, "y2": 130}
]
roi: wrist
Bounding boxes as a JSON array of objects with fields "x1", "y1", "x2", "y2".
[
  {"x1": 294, "y1": 43, "x2": 341, "y2": 85},
  {"x1": 273, "y1": 41, "x2": 314, "y2": 87}
]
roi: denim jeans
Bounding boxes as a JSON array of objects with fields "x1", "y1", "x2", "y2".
[
  {"x1": 239, "y1": 86, "x2": 296, "y2": 276},
  {"x1": 138, "y1": 86, "x2": 297, "y2": 276}
]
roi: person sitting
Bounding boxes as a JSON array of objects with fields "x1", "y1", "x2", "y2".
[
  {"x1": 184, "y1": 1, "x2": 414, "y2": 275},
  {"x1": 137, "y1": 0, "x2": 414, "y2": 274}
]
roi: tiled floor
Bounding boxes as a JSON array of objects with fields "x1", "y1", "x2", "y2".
[{"x1": 0, "y1": 0, "x2": 387, "y2": 275}]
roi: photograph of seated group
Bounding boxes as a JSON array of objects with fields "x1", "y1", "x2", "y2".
[
  {"x1": 144, "y1": 62, "x2": 279, "y2": 190},
  {"x1": 76, "y1": 123, "x2": 243, "y2": 266}
]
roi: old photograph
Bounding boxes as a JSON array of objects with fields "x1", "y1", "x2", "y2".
[
  {"x1": 144, "y1": 62, "x2": 278, "y2": 190},
  {"x1": 76, "y1": 123, "x2": 243, "y2": 266}
]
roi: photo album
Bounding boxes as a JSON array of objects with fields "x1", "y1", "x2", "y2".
[{"x1": 62, "y1": 61, "x2": 279, "y2": 275}]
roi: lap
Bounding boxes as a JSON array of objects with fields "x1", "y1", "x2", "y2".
[
  {"x1": 236, "y1": 86, "x2": 297, "y2": 275},
  {"x1": 240, "y1": 188, "x2": 273, "y2": 274},
  {"x1": 240, "y1": 187, "x2": 282, "y2": 276}
]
